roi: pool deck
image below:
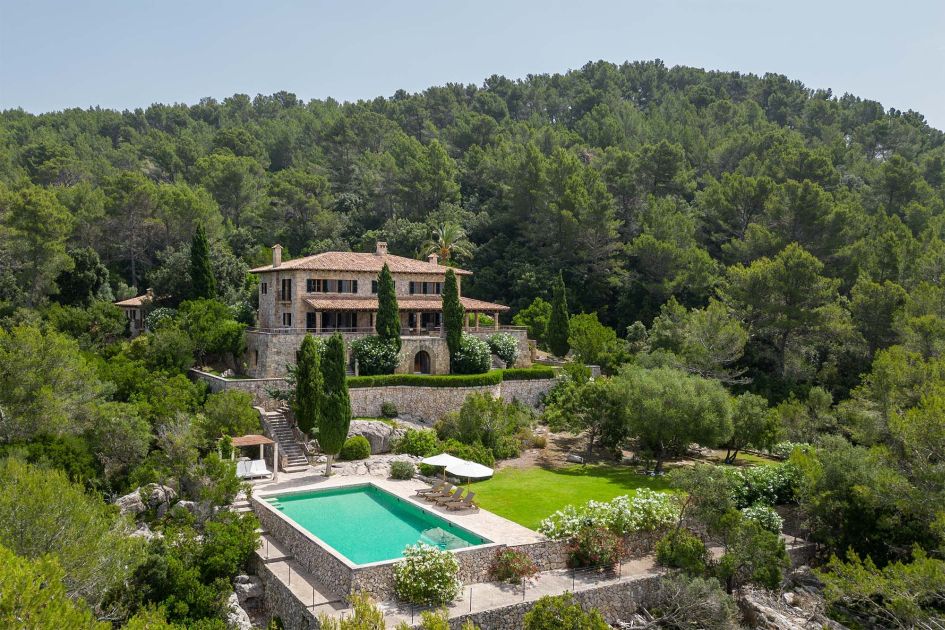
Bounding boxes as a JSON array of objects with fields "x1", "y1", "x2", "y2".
[{"x1": 252, "y1": 469, "x2": 544, "y2": 547}]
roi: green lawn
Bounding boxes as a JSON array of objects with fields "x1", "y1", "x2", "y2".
[{"x1": 472, "y1": 464, "x2": 674, "y2": 530}]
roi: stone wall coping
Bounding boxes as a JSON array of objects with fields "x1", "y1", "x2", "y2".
[{"x1": 189, "y1": 368, "x2": 286, "y2": 385}]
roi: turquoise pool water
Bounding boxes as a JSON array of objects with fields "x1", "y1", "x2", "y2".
[{"x1": 265, "y1": 485, "x2": 490, "y2": 565}]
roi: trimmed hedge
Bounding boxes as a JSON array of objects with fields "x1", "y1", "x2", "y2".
[
  {"x1": 339, "y1": 435, "x2": 371, "y2": 460},
  {"x1": 347, "y1": 368, "x2": 555, "y2": 388},
  {"x1": 499, "y1": 366, "x2": 556, "y2": 380}
]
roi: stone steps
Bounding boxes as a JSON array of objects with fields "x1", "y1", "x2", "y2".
[{"x1": 259, "y1": 409, "x2": 311, "y2": 470}]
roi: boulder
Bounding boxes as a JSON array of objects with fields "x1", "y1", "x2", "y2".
[
  {"x1": 115, "y1": 490, "x2": 147, "y2": 516},
  {"x1": 129, "y1": 523, "x2": 157, "y2": 541},
  {"x1": 347, "y1": 420, "x2": 396, "y2": 454},
  {"x1": 566, "y1": 453, "x2": 585, "y2": 464},
  {"x1": 225, "y1": 592, "x2": 253, "y2": 630},
  {"x1": 144, "y1": 484, "x2": 177, "y2": 509},
  {"x1": 233, "y1": 574, "x2": 264, "y2": 603}
]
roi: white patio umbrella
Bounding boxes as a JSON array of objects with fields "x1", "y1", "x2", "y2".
[
  {"x1": 445, "y1": 460, "x2": 494, "y2": 487},
  {"x1": 420, "y1": 453, "x2": 466, "y2": 479}
]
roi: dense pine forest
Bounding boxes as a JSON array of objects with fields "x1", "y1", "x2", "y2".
[{"x1": 2, "y1": 60, "x2": 945, "y2": 627}]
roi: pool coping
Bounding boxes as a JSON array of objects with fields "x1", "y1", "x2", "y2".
[{"x1": 254, "y1": 482, "x2": 500, "y2": 570}]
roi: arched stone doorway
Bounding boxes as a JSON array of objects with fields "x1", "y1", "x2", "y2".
[{"x1": 413, "y1": 350, "x2": 431, "y2": 374}]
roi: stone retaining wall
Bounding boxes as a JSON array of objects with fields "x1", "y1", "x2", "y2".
[
  {"x1": 252, "y1": 496, "x2": 354, "y2": 596},
  {"x1": 194, "y1": 369, "x2": 558, "y2": 420},
  {"x1": 252, "y1": 558, "x2": 320, "y2": 630}
]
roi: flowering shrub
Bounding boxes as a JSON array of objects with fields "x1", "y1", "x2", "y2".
[
  {"x1": 145, "y1": 307, "x2": 176, "y2": 330},
  {"x1": 451, "y1": 333, "x2": 491, "y2": 374},
  {"x1": 537, "y1": 490, "x2": 679, "y2": 540},
  {"x1": 568, "y1": 525, "x2": 623, "y2": 569},
  {"x1": 490, "y1": 548, "x2": 538, "y2": 584},
  {"x1": 741, "y1": 504, "x2": 784, "y2": 533},
  {"x1": 351, "y1": 335, "x2": 399, "y2": 376},
  {"x1": 769, "y1": 441, "x2": 811, "y2": 459},
  {"x1": 487, "y1": 332, "x2": 519, "y2": 368},
  {"x1": 725, "y1": 463, "x2": 800, "y2": 508},
  {"x1": 393, "y1": 543, "x2": 461, "y2": 606}
]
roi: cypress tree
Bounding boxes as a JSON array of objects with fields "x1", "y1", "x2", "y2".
[
  {"x1": 442, "y1": 268, "x2": 465, "y2": 371},
  {"x1": 547, "y1": 271, "x2": 570, "y2": 358},
  {"x1": 318, "y1": 333, "x2": 351, "y2": 476},
  {"x1": 375, "y1": 264, "x2": 401, "y2": 350},
  {"x1": 293, "y1": 335, "x2": 323, "y2": 435},
  {"x1": 189, "y1": 224, "x2": 216, "y2": 299}
]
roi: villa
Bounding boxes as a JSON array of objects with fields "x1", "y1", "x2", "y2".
[
  {"x1": 114, "y1": 288, "x2": 154, "y2": 336},
  {"x1": 245, "y1": 242, "x2": 530, "y2": 377}
]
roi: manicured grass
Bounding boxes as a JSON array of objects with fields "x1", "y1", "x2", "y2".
[{"x1": 472, "y1": 464, "x2": 674, "y2": 531}]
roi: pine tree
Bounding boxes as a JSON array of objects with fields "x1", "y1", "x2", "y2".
[
  {"x1": 318, "y1": 333, "x2": 351, "y2": 476},
  {"x1": 548, "y1": 271, "x2": 570, "y2": 358},
  {"x1": 375, "y1": 264, "x2": 401, "y2": 350},
  {"x1": 293, "y1": 335, "x2": 323, "y2": 434},
  {"x1": 442, "y1": 268, "x2": 465, "y2": 371},
  {"x1": 189, "y1": 224, "x2": 216, "y2": 299}
]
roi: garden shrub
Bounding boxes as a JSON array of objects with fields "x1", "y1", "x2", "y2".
[
  {"x1": 393, "y1": 544, "x2": 460, "y2": 606},
  {"x1": 499, "y1": 366, "x2": 556, "y2": 380},
  {"x1": 351, "y1": 335, "x2": 400, "y2": 376},
  {"x1": 441, "y1": 439, "x2": 495, "y2": 468},
  {"x1": 769, "y1": 441, "x2": 811, "y2": 459},
  {"x1": 493, "y1": 435, "x2": 521, "y2": 460},
  {"x1": 389, "y1": 460, "x2": 415, "y2": 480},
  {"x1": 435, "y1": 394, "x2": 532, "y2": 460},
  {"x1": 741, "y1": 504, "x2": 783, "y2": 533},
  {"x1": 538, "y1": 490, "x2": 679, "y2": 540},
  {"x1": 144, "y1": 306, "x2": 176, "y2": 330},
  {"x1": 339, "y1": 436, "x2": 371, "y2": 461},
  {"x1": 380, "y1": 401, "x2": 398, "y2": 418},
  {"x1": 490, "y1": 548, "x2": 538, "y2": 585},
  {"x1": 487, "y1": 332, "x2": 518, "y2": 367},
  {"x1": 347, "y1": 371, "x2": 503, "y2": 388},
  {"x1": 318, "y1": 592, "x2": 384, "y2": 630},
  {"x1": 523, "y1": 594, "x2": 609, "y2": 630},
  {"x1": 655, "y1": 529, "x2": 708, "y2": 575},
  {"x1": 392, "y1": 429, "x2": 439, "y2": 457},
  {"x1": 451, "y1": 333, "x2": 491, "y2": 374},
  {"x1": 725, "y1": 462, "x2": 800, "y2": 508},
  {"x1": 567, "y1": 525, "x2": 623, "y2": 569}
]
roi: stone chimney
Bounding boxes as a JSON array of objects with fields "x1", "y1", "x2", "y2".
[
  {"x1": 272, "y1": 244, "x2": 282, "y2": 268},
  {"x1": 427, "y1": 252, "x2": 439, "y2": 266},
  {"x1": 375, "y1": 241, "x2": 388, "y2": 256}
]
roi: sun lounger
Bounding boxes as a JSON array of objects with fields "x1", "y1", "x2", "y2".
[
  {"x1": 446, "y1": 491, "x2": 477, "y2": 511},
  {"x1": 235, "y1": 460, "x2": 252, "y2": 478},
  {"x1": 433, "y1": 488, "x2": 466, "y2": 505},
  {"x1": 422, "y1": 484, "x2": 455, "y2": 502},
  {"x1": 249, "y1": 459, "x2": 272, "y2": 479},
  {"x1": 415, "y1": 480, "x2": 447, "y2": 496}
]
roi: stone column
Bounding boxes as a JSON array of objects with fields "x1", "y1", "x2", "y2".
[
  {"x1": 494, "y1": 311, "x2": 500, "y2": 331},
  {"x1": 272, "y1": 443, "x2": 279, "y2": 482},
  {"x1": 474, "y1": 312, "x2": 480, "y2": 331},
  {"x1": 415, "y1": 312, "x2": 422, "y2": 334},
  {"x1": 314, "y1": 311, "x2": 321, "y2": 334}
]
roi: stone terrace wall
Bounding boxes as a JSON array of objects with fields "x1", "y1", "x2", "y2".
[
  {"x1": 190, "y1": 370, "x2": 287, "y2": 410},
  {"x1": 252, "y1": 557, "x2": 320, "y2": 630}
]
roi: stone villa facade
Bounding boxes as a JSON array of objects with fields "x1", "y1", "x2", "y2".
[
  {"x1": 244, "y1": 242, "x2": 530, "y2": 377},
  {"x1": 114, "y1": 288, "x2": 154, "y2": 336}
]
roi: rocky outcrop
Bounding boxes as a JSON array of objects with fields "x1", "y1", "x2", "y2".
[
  {"x1": 225, "y1": 592, "x2": 253, "y2": 630},
  {"x1": 234, "y1": 574, "x2": 264, "y2": 604},
  {"x1": 312, "y1": 453, "x2": 420, "y2": 477},
  {"x1": 115, "y1": 484, "x2": 177, "y2": 517},
  {"x1": 347, "y1": 420, "x2": 404, "y2": 454}
]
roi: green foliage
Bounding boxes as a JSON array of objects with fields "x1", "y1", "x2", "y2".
[
  {"x1": 380, "y1": 401, "x2": 398, "y2": 417},
  {"x1": 375, "y1": 264, "x2": 401, "y2": 350},
  {"x1": 523, "y1": 593, "x2": 609, "y2": 630},
  {"x1": 740, "y1": 504, "x2": 784, "y2": 533},
  {"x1": 543, "y1": 376, "x2": 629, "y2": 455},
  {"x1": 0, "y1": 458, "x2": 144, "y2": 614},
  {"x1": 389, "y1": 460, "x2": 415, "y2": 480},
  {"x1": 441, "y1": 439, "x2": 496, "y2": 468},
  {"x1": 319, "y1": 592, "x2": 385, "y2": 630},
  {"x1": 350, "y1": 335, "x2": 399, "y2": 376},
  {"x1": 0, "y1": 543, "x2": 109, "y2": 629},
  {"x1": 55, "y1": 247, "x2": 111, "y2": 307},
  {"x1": 499, "y1": 366, "x2": 556, "y2": 380},
  {"x1": 131, "y1": 325, "x2": 195, "y2": 372},
  {"x1": 513, "y1": 297, "x2": 552, "y2": 348},
  {"x1": 723, "y1": 392, "x2": 780, "y2": 463},
  {"x1": 655, "y1": 529, "x2": 709, "y2": 575},
  {"x1": 567, "y1": 525, "x2": 623, "y2": 569},
  {"x1": 393, "y1": 544, "x2": 461, "y2": 606},
  {"x1": 339, "y1": 436, "x2": 371, "y2": 460},
  {"x1": 486, "y1": 332, "x2": 518, "y2": 367},
  {"x1": 0, "y1": 433, "x2": 99, "y2": 488},
  {"x1": 197, "y1": 390, "x2": 260, "y2": 446},
  {"x1": 435, "y1": 393, "x2": 533, "y2": 460},
  {"x1": 567, "y1": 313, "x2": 627, "y2": 373},
  {"x1": 43, "y1": 300, "x2": 126, "y2": 350},
  {"x1": 490, "y1": 548, "x2": 538, "y2": 584},
  {"x1": 547, "y1": 272, "x2": 570, "y2": 358},
  {"x1": 189, "y1": 224, "x2": 217, "y2": 300},
  {"x1": 451, "y1": 332, "x2": 492, "y2": 374},
  {"x1": 319, "y1": 334, "x2": 352, "y2": 472},
  {"x1": 714, "y1": 512, "x2": 789, "y2": 592},
  {"x1": 442, "y1": 269, "x2": 464, "y2": 366},
  {"x1": 392, "y1": 429, "x2": 439, "y2": 457},
  {"x1": 648, "y1": 575, "x2": 739, "y2": 630},
  {"x1": 348, "y1": 371, "x2": 503, "y2": 388},
  {"x1": 177, "y1": 299, "x2": 245, "y2": 362},
  {"x1": 294, "y1": 334, "x2": 324, "y2": 434},
  {"x1": 538, "y1": 490, "x2": 679, "y2": 539}
]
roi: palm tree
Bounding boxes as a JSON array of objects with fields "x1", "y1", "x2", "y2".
[{"x1": 421, "y1": 222, "x2": 473, "y2": 264}]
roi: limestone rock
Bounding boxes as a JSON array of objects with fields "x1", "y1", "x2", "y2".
[
  {"x1": 566, "y1": 453, "x2": 584, "y2": 464},
  {"x1": 233, "y1": 574, "x2": 264, "y2": 603},
  {"x1": 347, "y1": 420, "x2": 396, "y2": 454},
  {"x1": 129, "y1": 523, "x2": 157, "y2": 541},
  {"x1": 226, "y1": 592, "x2": 253, "y2": 630},
  {"x1": 115, "y1": 490, "x2": 147, "y2": 516},
  {"x1": 145, "y1": 484, "x2": 177, "y2": 509}
]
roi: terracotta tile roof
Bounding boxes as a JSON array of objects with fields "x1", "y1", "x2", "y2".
[
  {"x1": 303, "y1": 296, "x2": 509, "y2": 312},
  {"x1": 250, "y1": 251, "x2": 471, "y2": 276},
  {"x1": 114, "y1": 292, "x2": 153, "y2": 307},
  {"x1": 231, "y1": 434, "x2": 274, "y2": 447}
]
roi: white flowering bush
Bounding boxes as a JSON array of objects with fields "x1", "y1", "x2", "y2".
[
  {"x1": 725, "y1": 463, "x2": 800, "y2": 508},
  {"x1": 351, "y1": 335, "x2": 399, "y2": 376},
  {"x1": 538, "y1": 490, "x2": 679, "y2": 540},
  {"x1": 769, "y1": 441, "x2": 811, "y2": 459},
  {"x1": 741, "y1": 504, "x2": 784, "y2": 533},
  {"x1": 487, "y1": 332, "x2": 518, "y2": 367},
  {"x1": 451, "y1": 333, "x2": 491, "y2": 374},
  {"x1": 145, "y1": 307, "x2": 176, "y2": 330},
  {"x1": 393, "y1": 543, "x2": 461, "y2": 606}
]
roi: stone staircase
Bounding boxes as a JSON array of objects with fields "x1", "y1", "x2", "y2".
[{"x1": 258, "y1": 407, "x2": 309, "y2": 473}]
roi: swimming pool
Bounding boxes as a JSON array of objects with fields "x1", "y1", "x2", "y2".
[{"x1": 264, "y1": 485, "x2": 490, "y2": 565}]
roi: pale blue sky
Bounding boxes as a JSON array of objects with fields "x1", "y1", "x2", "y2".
[{"x1": 2, "y1": 0, "x2": 944, "y2": 129}]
